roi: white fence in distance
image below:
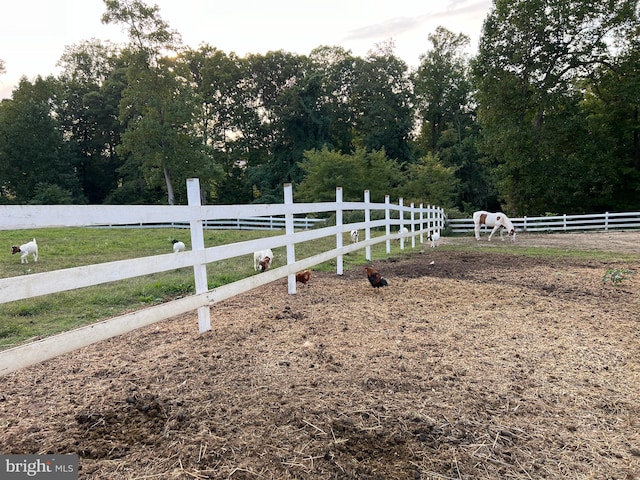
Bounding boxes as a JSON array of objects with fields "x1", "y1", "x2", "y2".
[
  {"x1": 98, "y1": 216, "x2": 326, "y2": 231},
  {"x1": 448, "y1": 211, "x2": 640, "y2": 234},
  {"x1": 0, "y1": 179, "x2": 444, "y2": 376}
]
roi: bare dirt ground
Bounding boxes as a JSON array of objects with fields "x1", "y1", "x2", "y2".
[{"x1": 1, "y1": 231, "x2": 640, "y2": 479}]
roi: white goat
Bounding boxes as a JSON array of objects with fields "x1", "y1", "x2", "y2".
[
  {"x1": 11, "y1": 238, "x2": 38, "y2": 264},
  {"x1": 172, "y1": 239, "x2": 185, "y2": 253},
  {"x1": 429, "y1": 231, "x2": 441, "y2": 248},
  {"x1": 350, "y1": 230, "x2": 359, "y2": 243},
  {"x1": 254, "y1": 249, "x2": 273, "y2": 272}
]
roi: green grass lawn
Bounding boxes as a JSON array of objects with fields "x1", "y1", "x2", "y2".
[{"x1": 0, "y1": 227, "x2": 408, "y2": 350}]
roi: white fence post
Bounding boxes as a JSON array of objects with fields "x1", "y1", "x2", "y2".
[
  {"x1": 419, "y1": 203, "x2": 424, "y2": 244},
  {"x1": 187, "y1": 178, "x2": 211, "y2": 333},
  {"x1": 284, "y1": 184, "x2": 297, "y2": 294},
  {"x1": 336, "y1": 187, "x2": 344, "y2": 275},
  {"x1": 364, "y1": 190, "x2": 371, "y2": 261},
  {"x1": 399, "y1": 197, "x2": 405, "y2": 250},
  {"x1": 385, "y1": 195, "x2": 391, "y2": 254},
  {"x1": 410, "y1": 202, "x2": 416, "y2": 249},
  {"x1": 605, "y1": 212, "x2": 609, "y2": 231}
]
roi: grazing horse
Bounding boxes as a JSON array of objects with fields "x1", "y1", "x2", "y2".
[{"x1": 473, "y1": 211, "x2": 516, "y2": 242}]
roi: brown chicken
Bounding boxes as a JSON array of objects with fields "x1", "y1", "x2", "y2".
[
  {"x1": 296, "y1": 269, "x2": 312, "y2": 284},
  {"x1": 364, "y1": 266, "x2": 388, "y2": 288}
]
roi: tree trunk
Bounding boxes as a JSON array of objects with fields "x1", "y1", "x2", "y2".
[{"x1": 163, "y1": 164, "x2": 175, "y2": 205}]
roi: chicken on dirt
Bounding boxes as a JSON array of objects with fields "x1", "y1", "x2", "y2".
[
  {"x1": 296, "y1": 270, "x2": 312, "y2": 284},
  {"x1": 364, "y1": 266, "x2": 388, "y2": 288}
]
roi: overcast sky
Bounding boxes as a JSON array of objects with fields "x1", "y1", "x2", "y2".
[{"x1": 0, "y1": 0, "x2": 492, "y2": 100}]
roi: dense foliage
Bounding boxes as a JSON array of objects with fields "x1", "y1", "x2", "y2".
[{"x1": 0, "y1": 0, "x2": 639, "y2": 215}]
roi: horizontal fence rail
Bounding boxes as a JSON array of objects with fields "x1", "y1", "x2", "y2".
[
  {"x1": 0, "y1": 179, "x2": 445, "y2": 376},
  {"x1": 448, "y1": 211, "x2": 640, "y2": 234},
  {"x1": 94, "y1": 216, "x2": 327, "y2": 231}
]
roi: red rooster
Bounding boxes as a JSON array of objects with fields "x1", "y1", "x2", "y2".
[
  {"x1": 364, "y1": 266, "x2": 388, "y2": 288},
  {"x1": 296, "y1": 270, "x2": 312, "y2": 284}
]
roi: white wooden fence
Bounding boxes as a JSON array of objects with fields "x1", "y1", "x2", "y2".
[
  {"x1": 0, "y1": 179, "x2": 444, "y2": 376},
  {"x1": 99, "y1": 216, "x2": 326, "y2": 230},
  {"x1": 448, "y1": 211, "x2": 640, "y2": 234}
]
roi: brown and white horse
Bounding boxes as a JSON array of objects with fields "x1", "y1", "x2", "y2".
[{"x1": 473, "y1": 211, "x2": 516, "y2": 242}]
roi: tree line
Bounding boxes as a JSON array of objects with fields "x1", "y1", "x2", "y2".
[{"x1": 0, "y1": 0, "x2": 638, "y2": 216}]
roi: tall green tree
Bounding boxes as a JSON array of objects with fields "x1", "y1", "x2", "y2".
[
  {"x1": 121, "y1": 52, "x2": 210, "y2": 204},
  {"x1": 413, "y1": 27, "x2": 497, "y2": 212},
  {"x1": 0, "y1": 77, "x2": 82, "y2": 203},
  {"x1": 180, "y1": 44, "x2": 255, "y2": 204},
  {"x1": 400, "y1": 153, "x2": 459, "y2": 208},
  {"x1": 578, "y1": 42, "x2": 640, "y2": 210},
  {"x1": 350, "y1": 42, "x2": 414, "y2": 164},
  {"x1": 473, "y1": 0, "x2": 640, "y2": 214},
  {"x1": 56, "y1": 39, "x2": 125, "y2": 203},
  {"x1": 102, "y1": 0, "x2": 180, "y2": 54},
  {"x1": 296, "y1": 147, "x2": 403, "y2": 202},
  {"x1": 243, "y1": 50, "x2": 314, "y2": 203},
  {"x1": 414, "y1": 27, "x2": 473, "y2": 151},
  {"x1": 308, "y1": 46, "x2": 359, "y2": 154},
  {"x1": 272, "y1": 71, "x2": 333, "y2": 179},
  {"x1": 103, "y1": 0, "x2": 216, "y2": 205},
  {"x1": 182, "y1": 46, "x2": 251, "y2": 203}
]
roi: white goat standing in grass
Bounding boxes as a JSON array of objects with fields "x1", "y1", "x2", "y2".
[
  {"x1": 397, "y1": 226, "x2": 409, "y2": 243},
  {"x1": 172, "y1": 239, "x2": 185, "y2": 253},
  {"x1": 254, "y1": 249, "x2": 273, "y2": 272},
  {"x1": 11, "y1": 238, "x2": 38, "y2": 263},
  {"x1": 429, "y1": 231, "x2": 441, "y2": 248}
]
